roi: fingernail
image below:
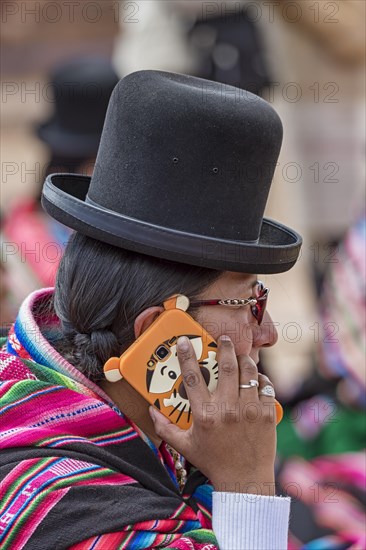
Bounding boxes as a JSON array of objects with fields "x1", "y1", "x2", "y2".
[
  {"x1": 220, "y1": 335, "x2": 231, "y2": 342},
  {"x1": 177, "y1": 336, "x2": 189, "y2": 351},
  {"x1": 149, "y1": 406, "x2": 155, "y2": 422}
]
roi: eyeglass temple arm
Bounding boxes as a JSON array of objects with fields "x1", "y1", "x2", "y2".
[{"x1": 189, "y1": 298, "x2": 257, "y2": 307}]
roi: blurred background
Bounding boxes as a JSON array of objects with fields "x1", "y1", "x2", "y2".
[{"x1": 1, "y1": 1, "x2": 365, "y2": 548}]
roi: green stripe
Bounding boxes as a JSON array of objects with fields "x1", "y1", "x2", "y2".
[
  {"x1": 198, "y1": 504, "x2": 212, "y2": 520},
  {"x1": 120, "y1": 530, "x2": 135, "y2": 549},
  {"x1": 91, "y1": 425, "x2": 135, "y2": 440},
  {"x1": 0, "y1": 341, "x2": 81, "y2": 394},
  {"x1": 20, "y1": 358, "x2": 80, "y2": 391},
  {"x1": 34, "y1": 424, "x2": 134, "y2": 448},
  {"x1": 164, "y1": 529, "x2": 218, "y2": 548},
  {"x1": 0, "y1": 380, "x2": 55, "y2": 407},
  {"x1": 4, "y1": 465, "x2": 113, "y2": 547},
  {"x1": 1, "y1": 458, "x2": 55, "y2": 512},
  {"x1": 30, "y1": 433, "x2": 83, "y2": 447},
  {"x1": 171, "y1": 501, "x2": 186, "y2": 519}
]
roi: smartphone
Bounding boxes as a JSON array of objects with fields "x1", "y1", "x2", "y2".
[{"x1": 104, "y1": 294, "x2": 283, "y2": 429}]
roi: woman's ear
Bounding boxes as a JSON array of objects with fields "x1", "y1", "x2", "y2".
[{"x1": 134, "y1": 306, "x2": 164, "y2": 339}]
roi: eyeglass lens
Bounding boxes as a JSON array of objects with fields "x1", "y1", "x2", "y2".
[{"x1": 251, "y1": 283, "x2": 268, "y2": 325}]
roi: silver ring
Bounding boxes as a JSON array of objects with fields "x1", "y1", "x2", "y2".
[
  {"x1": 259, "y1": 385, "x2": 276, "y2": 397},
  {"x1": 239, "y1": 379, "x2": 259, "y2": 389}
]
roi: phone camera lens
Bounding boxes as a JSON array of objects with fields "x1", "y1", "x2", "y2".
[{"x1": 156, "y1": 345, "x2": 169, "y2": 360}]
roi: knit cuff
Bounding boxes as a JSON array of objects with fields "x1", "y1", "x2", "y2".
[{"x1": 212, "y1": 492, "x2": 291, "y2": 550}]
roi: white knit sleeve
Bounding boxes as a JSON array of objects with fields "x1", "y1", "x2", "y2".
[{"x1": 212, "y1": 492, "x2": 291, "y2": 550}]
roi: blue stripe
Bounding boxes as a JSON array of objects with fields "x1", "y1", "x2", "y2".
[
  {"x1": 0, "y1": 386, "x2": 62, "y2": 416},
  {"x1": 0, "y1": 458, "x2": 100, "y2": 541},
  {"x1": 93, "y1": 432, "x2": 137, "y2": 445},
  {"x1": 47, "y1": 431, "x2": 136, "y2": 448},
  {"x1": 192, "y1": 484, "x2": 213, "y2": 511},
  {"x1": 128, "y1": 532, "x2": 157, "y2": 549},
  {"x1": 14, "y1": 317, "x2": 56, "y2": 371},
  {"x1": 89, "y1": 534, "x2": 102, "y2": 550}
]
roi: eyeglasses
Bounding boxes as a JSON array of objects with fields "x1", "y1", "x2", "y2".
[{"x1": 189, "y1": 281, "x2": 269, "y2": 325}]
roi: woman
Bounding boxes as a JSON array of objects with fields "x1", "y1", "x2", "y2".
[{"x1": 0, "y1": 71, "x2": 302, "y2": 549}]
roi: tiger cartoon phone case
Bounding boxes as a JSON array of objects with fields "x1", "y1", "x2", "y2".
[{"x1": 103, "y1": 294, "x2": 283, "y2": 430}]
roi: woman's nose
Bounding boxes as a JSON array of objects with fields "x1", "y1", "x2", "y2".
[{"x1": 253, "y1": 310, "x2": 278, "y2": 348}]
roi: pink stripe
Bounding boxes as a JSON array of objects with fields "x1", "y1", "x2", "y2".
[
  {"x1": 11, "y1": 488, "x2": 67, "y2": 550},
  {"x1": 171, "y1": 502, "x2": 197, "y2": 521},
  {"x1": 1, "y1": 459, "x2": 41, "y2": 512},
  {"x1": 2, "y1": 459, "x2": 64, "y2": 521},
  {"x1": 92, "y1": 432, "x2": 138, "y2": 446},
  {"x1": 0, "y1": 353, "x2": 34, "y2": 383},
  {"x1": 197, "y1": 509, "x2": 212, "y2": 529},
  {"x1": 90, "y1": 425, "x2": 136, "y2": 442},
  {"x1": 1, "y1": 389, "x2": 129, "y2": 435},
  {"x1": 0, "y1": 427, "x2": 138, "y2": 449},
  {"x1": 69, "y1": 530, "x2": 130, "y2": 549},
  {"x1": 2, "y1": 425, "x2": 138, "y2": 449},
  {"x1": 58, "y1": 431, "x2": 139, "y2": 448},
  {"x1": 2, "y1": 457, "x2": 102, "y2": 545},
  {"x1": 0, "y1": 426, "x2": 135, "y2": 450},
  {"x1": 74, "y1": 472, "x2": 137, "y2": 487},
  {"x1": 0, "y1": 381, "x2": 14, "y2": 398}
]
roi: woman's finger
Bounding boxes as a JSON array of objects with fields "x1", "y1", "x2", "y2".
[
  {"x1": 176, "y1": 336, "x2": 211, "y2": 417},
  {"x1": 257, "y1": 373, "x2": 279, "y2": 424},
  {"x1": 149, "y1": 406, "x2": 190, "y2": 454},
  {"x1": 257, "y1": 373, "x2": 275, "y2": 400},
  {"x1": 215, "y1": 335, "x2": 240, "y2": 402},
  {"x1": 237, "y1": 355, "x2": 259, "y2": 402}
]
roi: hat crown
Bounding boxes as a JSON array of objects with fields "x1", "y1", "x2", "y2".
[
  {"x1": 88, "y1": 70, "x2": 283, "y2": 242},
  {"x1": 42, "y1": 70, "x2": 302, "y2": 274}
]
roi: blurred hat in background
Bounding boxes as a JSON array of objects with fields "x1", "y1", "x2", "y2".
[{"x1": 37, "y1": 58, "x2": 119, "y2": 158}]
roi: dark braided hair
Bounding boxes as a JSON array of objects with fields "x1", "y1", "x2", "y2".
[{"x1": 53, "y1": 232, "x2": 222, "y2": 383}]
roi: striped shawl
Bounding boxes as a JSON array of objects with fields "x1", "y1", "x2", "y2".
[{"x1": 0, "y1": 288, "x2": 218, "y2": 549}]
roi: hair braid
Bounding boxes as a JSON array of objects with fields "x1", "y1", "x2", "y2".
[{"x1": 53, "y1": 232, "x2": 222, "y2": 384}]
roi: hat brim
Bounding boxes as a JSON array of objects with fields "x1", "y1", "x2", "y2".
[
  {"x1": 42, "y1": 173, "x2": 302, "y2": 274},
  {"x1": 37, "y1": 120, "x2": 101, "y2": 158}
]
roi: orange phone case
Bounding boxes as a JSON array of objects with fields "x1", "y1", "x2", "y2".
[{"x1": 104, "y1": 294, "x2": 283, "y2": 429}]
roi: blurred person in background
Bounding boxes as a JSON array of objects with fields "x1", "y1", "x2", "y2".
[
  {"x1": 260, "y1": 6, "x2": 366, "y2": 546},
  {"x1": 261, "y1": 0, "x2": 365, "y2": 394},
  {"x1": 1, "y1": 0, "x2": 119, "y2": 326},
  {"x1": 320, "y1": 213, "x2": 365, "y2": 409},
  {"x1": 275, "y1": 212, "x2": 365, "y2": 549},
  {"x1": 1, "y1": 58, "x2": 118, "y2": 323}
]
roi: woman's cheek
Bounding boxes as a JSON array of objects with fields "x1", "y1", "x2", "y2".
[{"x1": 194, "y1": 309, "x2": 254, "y2": 353}]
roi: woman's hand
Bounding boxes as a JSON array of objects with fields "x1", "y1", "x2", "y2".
[{"x1": 149, "y1": 335, "x2": 278, "y2": 494}]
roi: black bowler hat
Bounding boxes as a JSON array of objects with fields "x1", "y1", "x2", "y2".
[
  {"x1": 37, "y1": 58, "x2": 119, "y2": 158},
  {"x1": 42, "y1": 70, "x2": 302, "y2": 273}
]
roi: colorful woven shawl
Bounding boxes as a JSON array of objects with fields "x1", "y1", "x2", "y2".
[{"x1": 0, "y1": 288, "x2": 218, "y2": 549}]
